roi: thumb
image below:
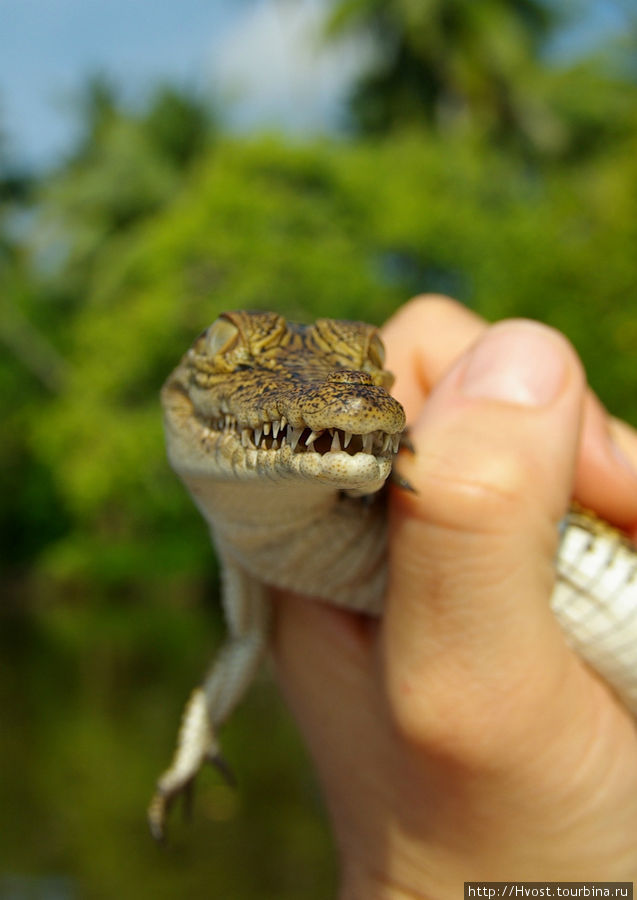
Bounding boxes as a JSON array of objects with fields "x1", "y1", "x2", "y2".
[{"x1": 384, "y1": 320, "x2": 601, "y2": 758}]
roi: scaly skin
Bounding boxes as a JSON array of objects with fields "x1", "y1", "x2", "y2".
[{"x1": 148, "y1": 310, "x2": 637, "y2": 841}]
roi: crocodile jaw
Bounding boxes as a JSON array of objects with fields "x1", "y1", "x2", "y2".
[{"x1": 164, "y1": 402, "x2": 395, "y2": 493}]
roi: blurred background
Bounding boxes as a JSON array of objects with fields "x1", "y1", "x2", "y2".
[{"x1": 1, "y1": 0, "x2": 637, "y2": 896}]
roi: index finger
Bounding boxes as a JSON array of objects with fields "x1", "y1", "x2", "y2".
[{"x1": 382, "y1": 295, "x2": 485, "y2": 421}]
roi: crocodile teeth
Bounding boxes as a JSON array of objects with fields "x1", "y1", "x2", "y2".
[
  {"x1": 210, "y1": 416, "x2": 402, "y2": 457},
  {"x1": 288, "y1": 426, "x2": 303, "y2": 451}
]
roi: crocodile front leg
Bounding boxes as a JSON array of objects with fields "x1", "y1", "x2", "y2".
[{"x1": 148, "y1": 559, "x2": 270, "y2": 840}]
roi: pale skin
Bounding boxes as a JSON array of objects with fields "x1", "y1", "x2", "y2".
[{"x1": 271, "y1": 296, "x2": 637, "y2": 899}]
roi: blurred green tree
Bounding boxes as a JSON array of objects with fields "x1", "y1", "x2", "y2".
[
  {"x1": 34, "y1": 76, "x2": 218, "y2": 306},
  {"x1": 0, "y1": 109, "x2": 72, "y2": 571},
  {"x1": 324, "y1": 0, "x2": 637, "y2": 158},
  {"x1": 325, "y1": 0, "x2": 561, "y2": 147},
  {"x1": 0, "y1": 79, "x2": 219, "y2": 576}
]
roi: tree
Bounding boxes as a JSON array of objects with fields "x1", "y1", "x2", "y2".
[
  {"x1": 34, "y1": 77, "x2": 218, "y2": 304},
  {"x1": 325, "y1": 0, "x2": 568, "y2": 152}
]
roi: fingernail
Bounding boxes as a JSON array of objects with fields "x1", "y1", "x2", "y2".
[{"x1": 461, "y1": 323, "x2": 568, "y2": 407}]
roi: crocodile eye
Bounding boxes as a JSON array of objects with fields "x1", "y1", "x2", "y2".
[
  {"x1": 205, "y1": 318, "x2": 240, "y2": 356},
  {"x1": 367, "y1": 334, "x2": 386, "y2": 369}
]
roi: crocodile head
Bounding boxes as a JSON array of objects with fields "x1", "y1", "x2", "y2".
[{"x1": 161, "y1": 310, "x2": 406, "y2": 493}]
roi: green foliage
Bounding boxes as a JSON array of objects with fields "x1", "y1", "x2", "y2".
[
  {"x1": 325, "y1": 0, "x2": 637, "y2": 160},
  {"x1": 34, "y1": 78, "x2": 217, "y2": 307},
  {"x1": 144, "y1": 85, "x2": 217, "y2": 168},
  {"x1": 325, "y1": 0, "x2": 561, "y2": 148}
]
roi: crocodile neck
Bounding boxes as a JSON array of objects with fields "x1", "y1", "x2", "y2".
[{"x1": 181, "y1": 473, "x2": 388, "y2": 614}]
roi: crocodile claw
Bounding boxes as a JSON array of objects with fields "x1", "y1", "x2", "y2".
[
  {"x1": 148, "y1": 686, "x2": 224, "y2": 842},
  {"x1": 390, "y1": 470, "x2": 417, "y2": 493},
  {"x1": 210, "y1": 752, "x2": 237, "y2": 788}
]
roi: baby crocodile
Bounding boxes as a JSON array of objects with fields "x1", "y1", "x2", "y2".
[{"x1": 148, "y1": 310, "x2": 637, "y2": 840}]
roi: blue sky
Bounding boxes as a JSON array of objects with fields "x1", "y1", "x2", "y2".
[
  {"x1": 1, "y1": 0, "x2": 240, "y2": 166},
  {"x1": 0, "y1": 0, "x2": 628, "y2": 170},
  {"x1": 1, "y1": 0, "x2": 370, "y2": 168}
]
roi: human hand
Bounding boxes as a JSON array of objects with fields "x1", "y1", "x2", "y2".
[{"x1": 272, "y1": 296, "x2": 637, "y2": 898}]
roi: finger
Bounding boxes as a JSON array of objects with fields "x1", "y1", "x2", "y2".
[
  {"x1": 382, "y1": 295, "x2": 485, "y2": 421},
  {"x1": 575, "y1": 395, "x2": 637, "y2": 527},
  {"x1": 609, "y1": 418, "x2": 637, "y2": 540},
  {"x1": 383, "y1": 320, "x2": 608, "y2": 760},
  {"x1": 270, "y1": 591, "x2": 383, "y2": 827},
  {"x1": 272, "y1": 590, "x2": 373, "y2": 723}
]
